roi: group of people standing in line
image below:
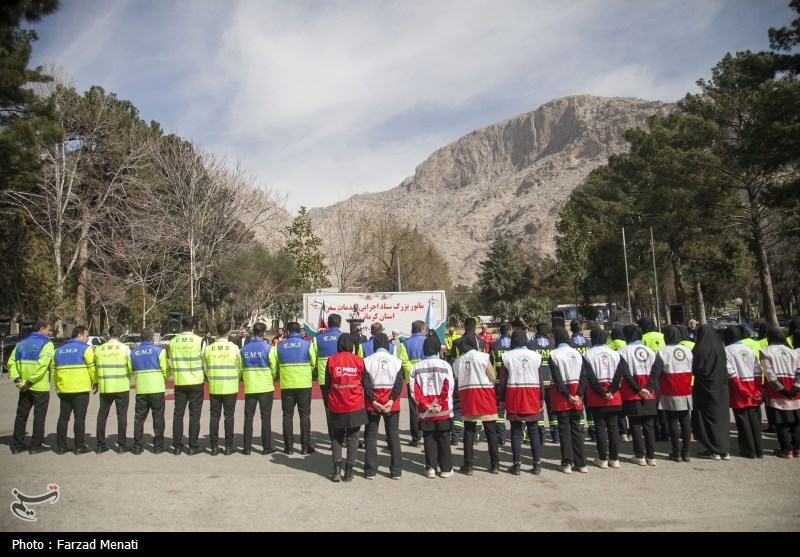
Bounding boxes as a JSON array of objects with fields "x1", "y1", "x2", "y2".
[{"x1": 8, "y1": 312, "x2": 800, "y2": 483}]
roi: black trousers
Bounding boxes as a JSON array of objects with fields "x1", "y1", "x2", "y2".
[
  {"x1": 331, "y1": 426, "x2": 361, "y2": 465},
  {"x1": 244, "y1": 392, "x2": 274, "y2": 451},
  {"x1": 666, "y1": 409, "x2": 692, "y2": 456},
  {"x1": 13, "y1": 390, "x2": 50, "y2": 449},
  {"x1": 556, "y1": 411, "x2": 586, "y2": 467},
  {"x1": 422, "y1": 419, "x2": 453, "y2": 473},
  {"x1": 592, "y1": 409, "x2": 620, "y2": 461},
  {"x1": 173, "y1": 384, "x2": 204, "y2": 450},
  {"x1": 134, "y1": 393, "x2": 165, "y2": 450},
  {"x1": 463, "y1": 420, "x2": 500, "y2": 469},
  {"x1": 57, "y1": 392, "x2": 90, "y2": 449},
  {"x1": 364, "y1": 411, "x2": 402, "y2": 476},
  {"x1": 733, "y1": 407, "x2": 763, "y2": 457},
  {"x1": 321, "y1": 391, "x2": 333, "y2": 439},
  {"x1": 776, "y1": 419, "x2": 800, "y2": 452},
  {"x1": 209, "y1": 393, "x2": 237, "y2": 447},
  {"x1": 629, "y1": 415, "x2": 656, "y2": 459},
  {"x1": 281, "y1": 387, "x2": 312, "y2": 450},
  {"x1": 407, "y1": 383, "x2": 420, "y2": 443},
  {"x1": 97, "y1": 391, "x2": 129, "y2": 448},
  {"x1": 451, "y1": 382, "x2": 463, "y2": 444},
  {"x1": 510, "y1": 420, "x2": 540, "y2": 464}
]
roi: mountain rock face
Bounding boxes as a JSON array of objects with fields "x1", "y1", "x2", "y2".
[{"x1": 312, "y1": 95, "x2": 671, "y2": 286}]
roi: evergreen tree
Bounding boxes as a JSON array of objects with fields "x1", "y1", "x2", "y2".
[
  {"x1": 283, "y1": 206, "x2": 331, "y2": 292},
  {"x1": 477, "y1": 235, "x2": 528, "y2": 307}
]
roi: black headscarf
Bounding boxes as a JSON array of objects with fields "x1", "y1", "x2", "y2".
[
  {"x1": 423, "y1": 334, "x2": 441, "y2": 357},
  {"x1": 510, "y1": 329, "x2": 529, "y2": 348},
  {"x1": 589, "y1": 327, "x2": 605, "y2": 347},
  {"x1": 637, "y1": 317, "x2": 656, "y2": 334},
  {"x1": 677, "y1": 324, "x2": 691, "y2": 342},
  {"x1": 459, "y1": 332, "x2": 480, "y2": 354},
  {"x1": 757, "y1": 322, "x2": 768, "y2": 341},
  {"x1": 722, "y1": 325, "x2": 741, "y2": 346},
  {"x1": 663, "y1": 325, "x2": 681, "y2": 346},
  {"x1": 337, "y1": 333, "x2": 355, "y2": 353},
  {"x1": 611, "y1": 325, "x2": 625, "y2": 342},
  {"x1": 622, "y1": 324, "x2": 642, "y2": 343},
  {"x1": 765, "y1": 324, "x2": 786, "y2": 346},
  {"x1": 372, "y1": 332, "x2": 390, "y2": 352},
  {"x1": 788, "y1": 319, "x2": 800, "y2": 336},
  {"x1": 552, "y1": 326, "x2": 570, "y2": 346},
  {"x1": 692, "y1": 325, "x2": 727, "y2": 383},
  {"x1": 691, "y1": 324, "x2": 731, "y2": 455}
]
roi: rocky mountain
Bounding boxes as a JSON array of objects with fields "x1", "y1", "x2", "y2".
[{"x1": 311, "y1": 95, "x2": 672, "y2": 286}]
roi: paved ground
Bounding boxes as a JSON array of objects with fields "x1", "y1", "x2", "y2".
[{"x1": 0, "y1": 377, "x2": 798, "y2": 533}]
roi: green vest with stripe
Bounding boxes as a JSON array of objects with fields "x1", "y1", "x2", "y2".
[
  {"x1": 169, "y1": 332, "x2": 205, "y2": 386},
  {"x1": 205, "y1": 339, "x2": 242, "y2": 395},
  {"x1": 94, "y1": 339, "x2": 132, "y2": 394},
  {"x1": 130, "y1": 341, "x2": 171, "y2": 395},
  {"x1": 241, "y1": 338, "x2": 275, "y2": 394}
]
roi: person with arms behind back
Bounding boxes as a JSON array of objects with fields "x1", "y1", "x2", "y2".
[
  {"x1": 169, "y1": 315, "x2": 205, "y2": 456},
  {"x1": 52, "y1": 325, "x2": 94, "y2": 455},
  {"x1": 94, "y1": 324, "x2": 132, "y2": 454}
]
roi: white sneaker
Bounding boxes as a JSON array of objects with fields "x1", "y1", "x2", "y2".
[
  {"x1": 594, "y1": 458, "x2": 608, "y2": 469},
  {"x1": 646, "y1": 458, "x2": 657, "y2": 466},
  {"x1": 561, "y1": 464, "x2": 572, "y2": 474},
  {"x1": 609, "y1": 459, "x2": 620, "y2": 469},
  {"x1": 575, "y1": 466, "x2": 589, "y2": 473},
  {"x1": 425, "y1": 467, "x2": 436, "y2": 478},
  {"x1": 630, "y1": 456, "x2": 647, "y2": 466},
  {"x1": 439, "y1": 469, "x2": 454, "y2": 478}
]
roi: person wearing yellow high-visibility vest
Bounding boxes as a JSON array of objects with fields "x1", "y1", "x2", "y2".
[
  {"x1": 94, "y1": 324, "x2": 132, "y2": 454},
  {"x1": 240, "y1": 321, "x2": 277, "y2": 455},
  {"x1": 51, "y1": 325, "x2": 95, "y2": 455},
  {"x1": 169, "y1": 315, "x2": 205, "y2": 456},
  {"x1": 9, "y1": 321, "x2": 54, "y2": 454},
  {"x1": 268, "y1": 321, "x2": 317, "y2": 455},
  {"x1": 130, "y1": 327, "x2": 171, "y2": 455},
  {"x1": 205, "y1": 321, "x2": 242, "y2": 455}
]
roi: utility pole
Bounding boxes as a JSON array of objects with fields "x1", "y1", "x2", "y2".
[
  {"x1": 396, "y1": 247, "x2": 402, "y2": 292},
  {"x1": 650, "y1": 227, "x2": 661, "y2": 327},
  {"x1": 622, "y1": 228, "x2": 633, "y2": 324}
]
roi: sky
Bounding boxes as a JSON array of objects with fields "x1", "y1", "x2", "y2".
[{"x1": 28, "y1": 0, "x2": 796, "y2": 213}]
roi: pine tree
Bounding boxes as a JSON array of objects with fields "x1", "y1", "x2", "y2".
[
  {"x1": 283, "y1": 207, "x2": 331, "y2": 292},
  {"x1": 477, "y1": 235, "x2": 528, "y2": 307}
]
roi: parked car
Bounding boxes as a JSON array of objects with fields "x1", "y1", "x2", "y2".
[
  {"x1": 121, "y1": 334, "x2": 142, "y2": 348},
  {"x1": 87, "y1": 336, "x2": 107, "y2": 346}
]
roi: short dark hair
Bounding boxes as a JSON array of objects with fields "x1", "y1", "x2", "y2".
[
  {"x1": 370, "y1": 323, "x2": 383, "y2": 335},
  {"x1": 328, "y1": 313, "x2": 341, "y2": 328},
  {"x1": 181, "y1": 315, "x2": 194, "y2": 329},
  {"x1": 411, "y1": 320, "x2": 425, "y2": 334},
  {"x1": 464, "y1": 317, "x2": 477, "y2": 333},
  {"x1": 217, "y1": 321, "x2": 232, "y2": 337},
  {"x1": 536, "y1": 323, "x2": 550, "y2": 336},
  {"x1": 71, "y1": 325, "x2": 88, "y2": 339},
  {"x1": 141, "y1": 328, "x2": 155, "y2": 342},
  {"x1": 499, "y1": 323, "x2": 512, "y2": 336},
  {"x1": 35, "y1": 321, "x2": 51, "y2": 332},
  {"x1": 287, "y1": 322, "x2": 301, "y2": 334},
  {"x1": 108, "y1": 324, "x2": 124, "y2": 338},
  {"x1": 252, "y1": 322, "x2": 267, "y2": 337},
  {"x1": 570, "y1": 319, "x2": 582, "y2": 335}
]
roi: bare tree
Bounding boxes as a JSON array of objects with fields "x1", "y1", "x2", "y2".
[{"x1": 324, "y1": 196, "x2": 369, "y2": 291}]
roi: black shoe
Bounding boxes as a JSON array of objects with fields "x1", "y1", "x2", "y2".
[
  {"x1": 409, "y1": 440, "x2": 420, "y2": 448},
  {"x1": 131, "y1": 447, "x2": 143, "y2": 456},
  {"x1": 153, "y1": 447, "x2": 165, "y2": 455},
  {"x1": 300, "y1": 445, "x2": 315, "y2": 455},
  {"x1": 74, "y1": 444, "x2": 92, "y2": 455},
  {"x1": 96, "y1": 445, "x2": 110, "y2": 454},
  {"x1": 283, "y1": 447, "x2": 294, "y2": 455},
  {"x1": 117, "y1": 445, "x2": 130, "y2": 454},
  {"x1": 223, "y1": 446, "x2": 234, "y2": 456},
  {"x1": 263, "y1": 447, "x2": 277, "y2": 455},
  {"x1": 459, "y1": 465, "x2": 473, "y2": 476},
  {"x1": 532, "y1": 462, "x2": 542, "y2": 475},
  {"x1": 29, "y1": 445, "x2": 49, "y2": 455},
  {"x1": 681, "y1": 450, "x2": 691, "y2": 463},
  {"x1": 210, "y1": 445, "x2": 220, "y2": 456},
  {"x1": 668, "y1": 452, "x2": 681, "y2": 462},
  {"x1": 172, "y1": 446, "x2": 182, "y2": 456},
  {"x1": 56, "y1": 447, "x2": 68, "y2": 455},
  {"x1": 242, "y1": 449, "x2": 252, "y2": 456},
  {"x1": 498, "y1": 439, "x2": 506, "y2": 446},
  {"x1": 331, "y1": 461, "x2": 342, "y2": 483},
  {"x1": 11, "y1": 445, "x2": 28, "y2": 454},
  {"x1": 489, "y1": 466, "x2": 500, "y2": 475},
  {"x1": 509, "y1": 463, "x2": 521, "y2": 476},
  {"x1": 343, "y1": 463, "x2": 354, "y2": 483},
  {"x1": 187, "y1": 447, "x2": 203, "y2": 456}
]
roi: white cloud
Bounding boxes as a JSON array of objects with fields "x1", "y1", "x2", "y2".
[{"x1": 29, "y1": 0, "x2": 795, "y2": 211}]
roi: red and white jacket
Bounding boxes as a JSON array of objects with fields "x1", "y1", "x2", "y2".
[
  {"x1": 501, "y1": 347, "x2": 543, "y2": 415},
  {"x1": 453, "y1": 349, "x2": 497, "y2": 417},
  {"x1": 409, "y1": 357, "x2": 454, "y2": 422},
  {"x1": 657, "y1": 344, "x2": 693, "y2": 397},
  {"x1": 325, "y1": 352, "x2": 365, "y2": 414},
  {"x1": 363, "y1": 349, "x2": 403, "y2": 412},
  {"x1": 549, "y1": 345, "x2": 584, "y2": 412},
  {"x1": 582, "y1": 345, "x2": 622, "y2": 408},
  {"x1": 761, "y1": 344, "x2": 800, "y2": 411},
  {"x1": 618, "y1": 342, "x2": 656, "y2": 402},
  {"x1": 725, "y1": 342, "x2": 762, "y2": 409}
]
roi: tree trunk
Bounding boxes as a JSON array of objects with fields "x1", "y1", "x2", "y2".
[
  {"x1": 748, "y1": 187, "x2": 778, "y2": 326},
  {"x1": 695, "y1": 279, "x2": 707, "y2": 324},
  {"x1": 74, "y1": 236, "x2": 89, "y2": 326},
  {"x1": 672, "y1": 254, "x2": 686, "y2": 305}
]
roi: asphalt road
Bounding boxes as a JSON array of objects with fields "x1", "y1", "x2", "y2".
[{"x1": 1, "y1": 377, "x2": 798, "y2": 533}]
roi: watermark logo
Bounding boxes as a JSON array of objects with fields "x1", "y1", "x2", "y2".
[{"x1": 10, "y1": 484, "x2": 59, "y2": 522}]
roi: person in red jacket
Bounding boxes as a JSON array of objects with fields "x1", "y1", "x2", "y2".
[
  {"x1": 549, "y1": 326, "x2": 588, "y2": 474},
  {"x1": 410, "y1": 334, "x2": 454, "y2": 478},
  {"x1": 654, "y1": 326, "x2": 694, "y2": 463},
  {"x1": 322, "y1": 333, "x2": 367, "y2": 482},
  {"x1": 583, "y1": 327, "x2": 623, "y2": 469},
  {"x1": 723, "y1": 326, "x2": 763, "y2": 459}
]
